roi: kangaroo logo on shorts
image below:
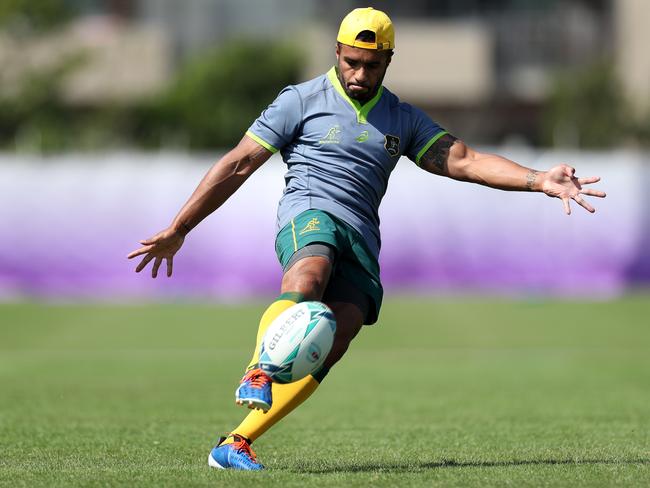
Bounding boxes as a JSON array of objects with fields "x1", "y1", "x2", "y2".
[
  {"x1": 384, "y1": 134, "x2": 400, "y2": 157},
  {"x1": 299, "y1": 218, "x2": 321, "y2": 235}
]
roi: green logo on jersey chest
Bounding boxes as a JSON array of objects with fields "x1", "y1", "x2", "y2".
[
  {"x1": 319, "y1": 126, "x2": 341, "y2": 144},
  {"x1": 317, "y1": 127, "x2": 385, "y2": 146}
]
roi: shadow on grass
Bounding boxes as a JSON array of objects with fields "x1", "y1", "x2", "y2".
[{"x1": 290, "y1": 458, "x2": 650, "y2": 474}]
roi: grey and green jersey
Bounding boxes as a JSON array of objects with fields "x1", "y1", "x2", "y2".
[{"x1": 247, "y1": 66, "x2": 448, "y2": 259}]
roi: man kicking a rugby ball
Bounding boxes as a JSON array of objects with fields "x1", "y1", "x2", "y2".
[{"x1": 128, "y1": 7, "x2": 605, "y2": 470}]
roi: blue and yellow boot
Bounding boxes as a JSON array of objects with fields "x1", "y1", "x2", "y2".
[
  {"x1": 235, "y1": 368, "x2": 272, "y2": 412},
  {"x1": 208, "y1": 434, "x2": 264, "y2": 470}
]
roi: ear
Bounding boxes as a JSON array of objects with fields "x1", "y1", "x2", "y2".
[{"x1": 335, "y1": 42, "x2": 340, "y2": 60}]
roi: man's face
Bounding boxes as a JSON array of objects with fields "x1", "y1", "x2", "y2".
[{"x1": 336, "y1": 43, "x2": 391, "y2": 103}]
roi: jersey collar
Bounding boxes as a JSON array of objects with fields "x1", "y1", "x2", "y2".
[{"x1": 327, "y1": 66, "x2": 384, "y2": 124}]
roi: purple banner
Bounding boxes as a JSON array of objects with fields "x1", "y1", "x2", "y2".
[{"x1": 0, "y1": 150, "x2": 647, "y2": 300}]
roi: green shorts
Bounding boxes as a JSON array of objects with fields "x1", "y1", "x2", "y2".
[{"x1": 275, "y1": 209, "x2": 383, "y2": 325}]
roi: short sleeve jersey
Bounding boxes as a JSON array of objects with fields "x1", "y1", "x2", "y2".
[{"x1": 247, "y1": 66, "x2": 448, "y2": 259}]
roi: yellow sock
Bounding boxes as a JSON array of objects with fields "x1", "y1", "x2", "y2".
[
  {"x1": 233, "y1": 375, "x2": 320, "y2": 442},
  {"x1": 246, "y1": 292, "x2": 305, "y2": 370},
  {"x1": 236, "y1": 292, "x2": 329, "y2": 442}
]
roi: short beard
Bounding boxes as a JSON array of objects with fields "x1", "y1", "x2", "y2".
[{"x1": 336, "y1": 67, "x2": 385, "y2": 104}]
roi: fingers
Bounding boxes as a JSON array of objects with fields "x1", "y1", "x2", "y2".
[
  {"x1": 135, "y1": 254, "x2": 155, "y2": 273},
  {"x1": 129, "y1": 230, "x2": 179, "y2": 277},
  {"x1": 562, "y1": 197, "x2": 571, "y2": 215},
  {"x1": 152, "y1": 257, "x2": 162, "y2": 278},
  {"x1": 127, "y1": 245, "x2": 153, "y2": 259},
  {"x1": 577, "y1": 176, "x2": 600, "y2": 185},
  {"x1": 128, "y1": 233, "x2": 161, "y2": 259},
  {"x1": 563, "y1": 165, "x2": 576, "y2": 178},
  {"x1": 128, "y1": 235, "x2": 160, "y2": 256},
  {"x1": 580, "y1": 188, "x2": 607, "y2": 198},
  {"x1": 166, "y1": 256, "x2": 174, "y2": 277},
  {"x1": 573, "y1": 195, "x2": 595, "y2": 213},
  {"x1": 130, "y1": 245, "x2": 176, "y2": 278}
]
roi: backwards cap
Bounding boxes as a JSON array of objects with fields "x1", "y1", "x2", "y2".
[{"x1": 337, "y1": 7, "x2": 394, "y2": 51}]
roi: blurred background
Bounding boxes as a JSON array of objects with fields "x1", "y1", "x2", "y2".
[{"x1": 0, "y1": 0, "x2": 649, "y2": 302}]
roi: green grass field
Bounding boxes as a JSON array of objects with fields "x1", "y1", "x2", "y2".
[{"x1": 1, "y1": 296, "x2": 648, "y2": 487}]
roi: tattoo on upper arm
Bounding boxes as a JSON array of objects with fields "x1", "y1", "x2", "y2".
[
  {"x1": 525, "y1": 170, "x2": 539, "y2": 191},
  {"x1": 420, "y1": 134, "x2": 458, "y2": 174}
]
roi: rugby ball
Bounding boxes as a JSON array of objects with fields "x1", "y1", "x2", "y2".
[{"x1": 258, "y1": 301, "x2": 336, "y2": 383}]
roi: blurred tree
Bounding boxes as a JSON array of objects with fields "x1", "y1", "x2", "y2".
[
  {"x1": 0, "y1": 54, "x2": 87, "y2": 152},
  {"x1": 632, "y1": 112, "x2": 650, "y2": 147},
  {"x1": 0, "y1": 41, "x2": 302, "y2": 153},
  {"x1": 0, "y1": 0, "x2": 74, "y2": 33},
  {"x1": 542, "y1": 61, "x2": 632, "y2": 148},
  {"x1": 131, "y1": 41, "x2": 303, "y2": 150}
]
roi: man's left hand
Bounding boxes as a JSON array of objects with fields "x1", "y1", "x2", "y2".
[{"x1": 541, "y1": 164, "x2": 606, "y2": 215}]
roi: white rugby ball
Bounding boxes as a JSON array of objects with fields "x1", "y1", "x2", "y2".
[{"x1": 258, "y1": 301, "x2": 336, "y2": 383}]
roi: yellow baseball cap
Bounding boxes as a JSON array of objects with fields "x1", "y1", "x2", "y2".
[{"x1": 337, "y1": 7, "x2": 395, "y2": 51}]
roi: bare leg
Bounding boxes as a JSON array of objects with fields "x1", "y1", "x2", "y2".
[{"x1": 280, "y1": 255, "x2": 332, "y2": 299}]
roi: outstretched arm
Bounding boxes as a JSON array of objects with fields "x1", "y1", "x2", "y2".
[
  {"x1": 127, "y1": 135, "x2": 273, "y2": 277},
  {"x1": 419, "y1": 134, "x2": 606, "y2": 214}
]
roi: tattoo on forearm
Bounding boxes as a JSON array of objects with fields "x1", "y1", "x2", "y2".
[
  {"x1": 525, "y1": 170, "x2": 539, "y2": 191},
  {"x1": 421, "y1": 135, "x2": 458, "y2": 174}
]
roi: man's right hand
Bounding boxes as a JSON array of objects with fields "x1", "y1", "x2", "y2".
[
  {"x1": 127, "y1": 134, "x2": 272, "y2": 279},
  {"x1": 127, "y1": 228, "x2": 185, "y2": 278}
]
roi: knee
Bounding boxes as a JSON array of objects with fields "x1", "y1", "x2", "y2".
[
  {"x1": 285, "y1": 272, "x2": 328, "y2": 300},
  {"x1": 281, "y1": 256, "x2": 332, "y2": 300}
]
